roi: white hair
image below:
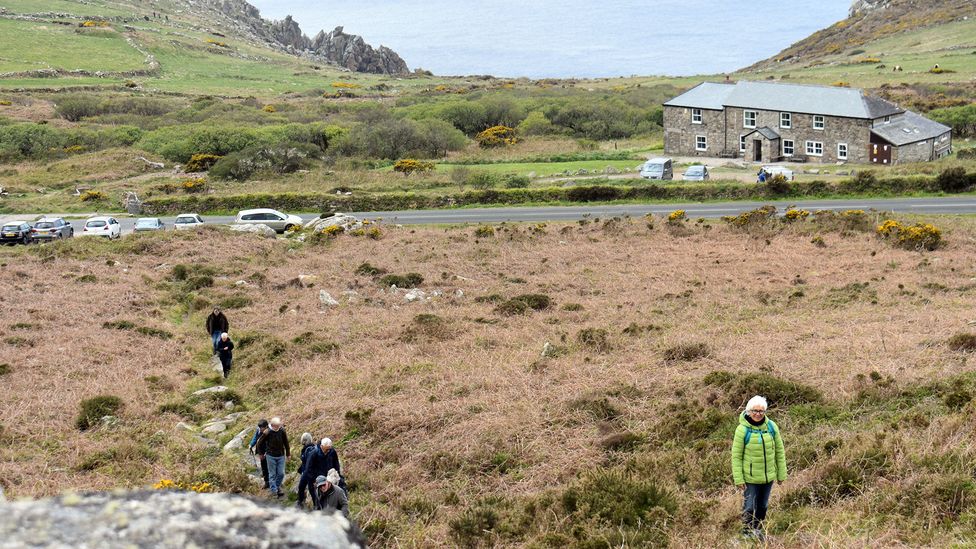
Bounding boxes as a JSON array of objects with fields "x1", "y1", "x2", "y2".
[
  {"x1": 220, "y1": 332, "x2": 229, "y2": 339},
  {"x1": 300, "y1": 432, "x2": 313, "y2": 445},
  {"x1": 270, "y1": 417, "x2": 282, "y2": 427},
  {"x1": 746, "y1": 395, "x2": 768, "y2": 411},
  {"x1": 320, "y1": 437, "x2": 333, "y2": 448},
  {"x1": 326, "y1": 468, "x2": 341, "y2": 485}
]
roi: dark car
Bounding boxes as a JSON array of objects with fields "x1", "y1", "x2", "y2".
[
  {"x1": 31, "y1": 218, "x2": 73, "y2": 241},
  {"x1": 0, "y1": 221, "x2": 33, "y2": 245}
]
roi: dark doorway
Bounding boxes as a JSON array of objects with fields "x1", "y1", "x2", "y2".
[
  {"x1": 754, "y1": 140, "x2": 762, "y2": 162},
  {"x1": 870, "y1": 142, "x2": 891, "y2": 165}
]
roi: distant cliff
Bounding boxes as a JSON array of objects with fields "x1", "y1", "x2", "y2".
[
  {"x1": 202, "y1": 0, "x2": 409, "y2": 74},
  {"x1": 745, "y1": 0, "x2": 976, "y2": 71}
]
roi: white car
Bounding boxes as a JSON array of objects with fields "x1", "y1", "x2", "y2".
[
  {"x1": 234, "y1": 208, "x2": 303, "y2": 233},
  {"x1": 760, "y1": 165, "x2": 795, "y2": 181},
  {"x1": 81, "y1": 216, "x2": 121, "y2": 239},
  {"x1": 174, "y1": 213, "x2": 204, "y2": 231}
]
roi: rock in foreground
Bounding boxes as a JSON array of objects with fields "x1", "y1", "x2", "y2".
[{"x1": 0, "y1": 490, "x2": 364, "y2": 548}]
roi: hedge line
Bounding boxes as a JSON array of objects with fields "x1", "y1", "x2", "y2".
[{"x1": 141, "y1": 175, "x2": 949, "y2": 215}]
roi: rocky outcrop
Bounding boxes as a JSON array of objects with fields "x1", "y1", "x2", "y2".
[
  {"x1": 199, "y1": 0, "x2": 408, "y2": 74},
  {"x1": 0, "y1": 490, "x2": 364, "y2": 548},
  {"x1": 849, "y1": 0, "x2": 891, "y2": 17},
  {"x1": 310, "y1": 27, "x2": 408, "y2": 75}
]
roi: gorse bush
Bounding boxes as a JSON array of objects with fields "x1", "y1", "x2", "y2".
[
  {"x1": 184, "y1": 153, "x2": 222, "y2": 172},
  {"x1": 393, "y1": 158, "x2": 435, "y2": 176},
  {"x1": 876, "y1": 220, "x2": 943, "y2": 251},
  {"x1": 475, "y1": 125, "x2": 519, "y2": 148},
  {"x1": 76, "y1": 395, "x2": 123, "y2": 430},
  {"x1": 703, "y1": 370, "x2": 823, "y2": 408}
]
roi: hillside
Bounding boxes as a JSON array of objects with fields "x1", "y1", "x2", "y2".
[
  {"x1": 745, "y1": 0, "x2": 976, "y2": 76},
  {"x1": 3, "y1": 213, "x2": 976, "y2": 547}
]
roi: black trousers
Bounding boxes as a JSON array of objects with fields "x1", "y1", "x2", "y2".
[
  {"x1": 260, "y1": 455, "x2": 269, "y2": 486},
  {"x1": 220, "y1": 354, "x2": 232, "y2": 377}
]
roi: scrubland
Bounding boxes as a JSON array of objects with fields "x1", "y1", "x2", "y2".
[{"x1": 2, "y1": 210, "x2": 976, "y2": 547}]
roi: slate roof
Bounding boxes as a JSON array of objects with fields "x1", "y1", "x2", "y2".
[
  {"x1": 663, "y1": 82, "x2": 735, "y2": 111},
  {"x1": 744, "y1": 127, "x2": 781, "y2": 140},
  {"x1": 665, "y1": 80, "x2": 904, "y2": 120},
  {"x1": 871, "y1": 110, "x2": 952, "y2": 146}
]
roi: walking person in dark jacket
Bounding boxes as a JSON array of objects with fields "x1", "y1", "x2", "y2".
[
  {"x1": 313, "y1": 469, "x2": 349, "y2": 518},
  {"x1": 205, "y1": 307, "x2": 229, "y2": 354},
  {"x1": 216, "y1": 332, "x2": 234, "y2": 379},
  {"x1": 248, "y1": 419, "x2": 270, "y2": 489},
  {"x1": 256, "y1": 417, "x2": 290, "y2": 498},
  {"x1": 299, "y1": 438, "x2": 346, "y2": 506},
  {"x1": 295, "y1": 432, "x2": 318, "y2": 508}
]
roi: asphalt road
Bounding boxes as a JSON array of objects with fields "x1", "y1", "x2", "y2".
[{"x1": 3, "y1": 196, "x2": 976, "y2": 234}]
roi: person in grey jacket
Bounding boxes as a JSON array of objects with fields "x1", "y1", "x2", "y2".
[{"x1": 313, "y1": 470, "x2": 349, "y2": 518}]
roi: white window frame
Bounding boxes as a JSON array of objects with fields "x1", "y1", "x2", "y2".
[
  {"x1": 813, "y1": 115, "x2": 825, "y2": 130},
  {"x1": 837, "y1": 142, "x2": 848, "y2": 161},
  {"x1": 739, "y1": 135, "x2": 746, "y2": 153},
  {"x1": 691, "y1": 108, "x2": 702, "y2": 124},
  {"x1": 806, "y1": 140, "x2": 823, "y2": 156},
  {"x1": 744, "y1": 110, "x2": 757, "y2": 129},
  {"x1": 782, "y1": 139, "x2": 794, "y2": 157},
  {"x1": 695, "y1": 135, "x2": 707, "y2": 151},
  {"x1": 780, "y1": 112, "x2": 791, "y2": 129},
  {"x1": 884, "y1": 115, "x2": 891, "y2": 124}
]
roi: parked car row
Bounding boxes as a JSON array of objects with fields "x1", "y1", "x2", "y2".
[
  {"x1": 639, "y1": 158, "x2": 710, "y2": 181},
  {"x1": 0, "y1": 209, "x2": 306, "y2": 245}
]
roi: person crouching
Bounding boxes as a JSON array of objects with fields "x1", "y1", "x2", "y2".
[{"x1": 314, "y1": 468, "x2": 349, "y2": 518}]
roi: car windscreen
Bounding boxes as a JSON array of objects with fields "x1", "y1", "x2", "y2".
[
  {"x1": 643, "y1": 165, "x2": 663, "y2": 172},
  {"x1": 2, "y1": 225, "x2": 19, "y2": 232},
  {"x1": 175, "y1": 217, "x2": 194, "y2": 224},
  {"x1": 34, "y1": 222, "x2": 54, "y2": 229},
  {"x1": 86, "y1": 220, "x2": 107, "y2": 228},
  {"x1": 687, "y1": 167, "x2": 704, "y2": 174},
  {"x1": 135, "y1": 219, "x2": 156, "y2": 226}
]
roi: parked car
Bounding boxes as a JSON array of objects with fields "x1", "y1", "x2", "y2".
[
  {"x1": 1, "y1": 221, "x2": 33, "y2": 245},
  {"x1": 174, "y1": 213, "x2": 204, "y2": 231},
  {"x1": 31, "y1": 218, "x2": 73, "y2": 241},
  {"x1": 683, "y1": 165, "x2": 710, "y2": 181},
  {"x1": 760, "y1": 165, "x2": 795, "y2": 182},
  {"x1": 134, "y1": 217, "x2": 165, "y2": 232},
  {"x1": 639, "y1": 157, "x2": 673, "y2": 180},
  {"x1": 234, "y1": 208, "x2": 303, "y2": 233},
  {"x1": 80, "y1": 216, "x2": 121, "y2": 239}
]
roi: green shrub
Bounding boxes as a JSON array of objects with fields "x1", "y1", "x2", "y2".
[
  {"x1": 561, "y1": 469, "x2": 677, "y2": 528},
  {"x1": 355, "y1": 262, "x2": 387, "y2": 276},
  {"x1": 495, "y1": 299, "x2": 529, "y2": 316},
  {"x1": 599, "y1": 431, "x2": 645, "y2": 451},
  {"x1": 657, "y1": 402, "x2": 727, "y2": 441},
  {"x1": 379, "y1": 273, "x2": 424, "y2": 288},
  {"x1": 135, "y1": 326, "x2": 174, "y2": 339},
  {"x1": 400, "y1": 313, "x2": 454, "y2": 342},
  {"x1": 0, "y1": 363, "x2": 9, "y2": 376},
  {"x1": 567, "y1": 393, "x2": 621, "y2": 421},
  {"x1": 102, "y1": 320, "x2": 136, "y2": 330},
  {"x1": 157, "y1": 402, "x2": 201, "y2": 421},
  {"x1": 562, "y1": 303, "x2": 584, "y2": 312},
  {"x1": 512, "y1": 294, "x2": 552, "y2": 311},
  {"x1": 473, "y1": 226, "x2": 495, "y2": 238},
  {"x1": 662, "y1": 342, "x2": 711, "y2": 362},
  {"x1": 184, "y1": 153, "x2": 222, "y2": 172},
  {"x1": 218, "y1": 295, "x2": 252, "y2": 309},
  {"x1": 936, "y1": 167, "x2": 970, "y2": 193},
  {"x1": 76, "y1": 395, "x2": 123, "y2": 430},
  {"x1": 947, "y1": 333, "x2": 976, "y2": 352},
  {"x1": 577, "y1": 327, "x2": 611, "y2": 352},
  {"x1": 703, "y1": 371, "x2": 823, "y2": 408},
  {"x1": 449, "y1": 506, "x2": 499, "y2": 548}
]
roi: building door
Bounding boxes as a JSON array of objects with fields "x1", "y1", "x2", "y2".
[
  {"x1": 870, "y1": 143, "x2": 891, "y2": 164},
  {"x1": 754, "y1": 140, "x2": 762, "y2": 162}
]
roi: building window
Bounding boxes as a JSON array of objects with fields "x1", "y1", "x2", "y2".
[
  {"x1": 739, "y1": 135, "x2": 746, "y2": 153},
  {"x1": 813, "y1": 115, "x2": 825, "y2": 130},
  {"x1": 780, "y1": 112, "x2": 791, "y2": 129},
  {"x1": 806, "y1": 141, "x2": 823, "y2": 156},
  {"x1": 884, "y1": 115, "x2": 891, "y2": 124},
  {"x1": 692, "y1": 108, "x2": 702, "y2": 124},
  {"x1": 837, "y1": 143, "x2": 848, "y2": 160},
  {"x1": 696, "y1": 135, "x2": 707, "y2": 151},
  {"x1": 744, "y1": 110, "x2": 757, "y2": 129},
  {"x1": 782, "y1": 140, "x2": 794, "y2": 157}
]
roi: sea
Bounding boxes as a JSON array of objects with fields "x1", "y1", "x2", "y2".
[{"x1": 250, "y1": 0, "x2": 853, "y2": 79}]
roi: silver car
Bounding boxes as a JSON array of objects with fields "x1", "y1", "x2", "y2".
[
  {"x1": 683, "y1": 165, "x2": 710, "y2": 181},
  {"x1": 235, "y1": 208, "x2": 303, "y2": 233},
  {"x1": 134, "y1": 218, "x2": 165, "y2": 232}
]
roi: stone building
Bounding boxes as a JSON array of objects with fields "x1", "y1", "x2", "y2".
[{"x1": 664, "y1": 81, "x2": 952, "y2": 165}]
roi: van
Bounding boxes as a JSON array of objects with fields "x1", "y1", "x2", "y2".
[{"x1": 640, "y1": 158, "x2": 673, "y2": 180}]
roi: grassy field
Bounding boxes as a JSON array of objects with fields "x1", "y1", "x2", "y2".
[
  {"x1": 0, "y1": 20, "x2": 146, "y2": 73},
  {"x1": 2, "y1": 213, "x2": 976, "y2": 547}
]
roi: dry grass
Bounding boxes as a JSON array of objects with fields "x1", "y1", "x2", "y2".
[{"x1": 3, "y1": 216, "x2": 976, "y2": 546}]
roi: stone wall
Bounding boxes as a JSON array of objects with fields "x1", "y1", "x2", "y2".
[
  {"x1": 0, "y1": 490, "x2": 365, "y2": 548},
  {"x1": 664, "y1": 106, "x2": 727, "y2": 157},
  {"x1": 723, "y1": 107, "x2": 872, "y2": 164}
]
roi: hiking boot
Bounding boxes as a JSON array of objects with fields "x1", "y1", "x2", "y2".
[{"x1": 276, "y1": 491, "x2": 284, "y2": 498}]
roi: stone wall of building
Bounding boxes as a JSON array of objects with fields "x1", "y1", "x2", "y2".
[
  {"x1": 664, "y1": 106, "x2": 727, "y2": 157},
  {"x1": 722, "y1": 108, "x2": 872, "y2": 164},
  {"x1": 896, "y1": 140, "x2": 935, "y2": 164}
]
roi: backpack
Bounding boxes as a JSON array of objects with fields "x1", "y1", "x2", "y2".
[{"x1": 743, "y1": 420, "x2": 776, "y2": 446}]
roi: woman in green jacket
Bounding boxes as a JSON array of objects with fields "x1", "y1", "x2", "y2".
[{"x1": 731, "y1": 395, "x2": 787, "y2": 539}]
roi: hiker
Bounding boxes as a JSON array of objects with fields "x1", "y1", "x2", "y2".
[
  {"x1": 757, "y1": 168, "x2": 767, "y2": 183},
  {"x1": 248, "y1": 419, "x2": 270, "y2": 489},
  {"x1": 313, "y1": 469, "x2": 349, "y2": 518},
  {"x1": 216, "y1": 332, "x2": 234, "y2": 379},
  {"x1": 299, "y1": 438, "x2": 346, "y2": 508},
  {"x1": 731, "y1": 395, "x2": 787, "y2": 541},
  {"x1": 295, "y1": 432, "x2": 318, "y2": 508},
  {"x1": 206, "y1": 307, "x2": 229, "y2": 354},
  {"x1": 256, "y1": 417, "x2": 291, "y2": 498}
]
